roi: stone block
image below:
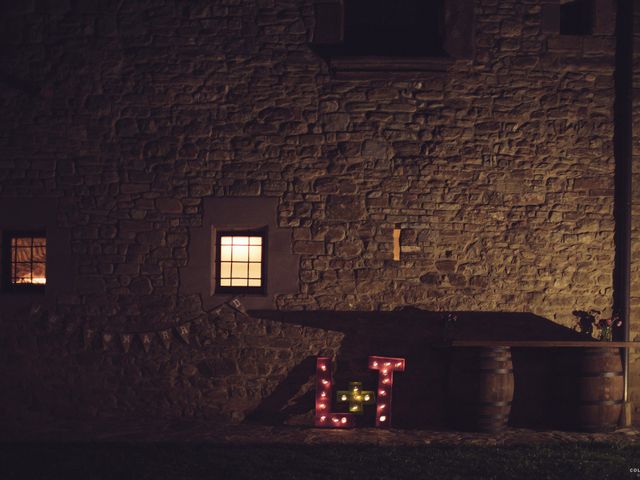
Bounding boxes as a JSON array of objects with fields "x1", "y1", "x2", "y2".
[
  {"x1": 155, "y1": 198, "x2": 183, "y2": 214},
  {"x1": 326, "y1": 195, "x2": 365, "y2": 221},
  {"x1": 293, "y1": 241, "x2": 325, "y2": 255}
]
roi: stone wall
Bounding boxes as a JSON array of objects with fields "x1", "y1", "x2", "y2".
[
  {"x1": 0, "y1": 0, "x2": 625, "y2": 425},
  {"x1": 0, "y1": 302, "x2": 344, "y2": 423}
]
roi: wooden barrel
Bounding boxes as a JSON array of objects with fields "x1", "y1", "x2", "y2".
[
  {"x1": 447, "y1": 347, "x2": 514, "y2": 433},
  {"x1": 555, "y1": 347, "x2": 623, "y2": 432}
]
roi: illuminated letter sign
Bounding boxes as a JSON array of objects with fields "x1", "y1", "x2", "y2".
[
  {"x1": 368, "y1": 356, "x2": 406, "y2": 427},
  {"x1": 315, "y1": 357, "x2": 355, "y2": 428},
  {"x1": 336, "y1": 382, "x2": 375, "y2": 414}
]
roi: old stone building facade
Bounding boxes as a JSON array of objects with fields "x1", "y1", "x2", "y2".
[{"x1": 0, "y1": 0, "x2": 638, "y2": 427}]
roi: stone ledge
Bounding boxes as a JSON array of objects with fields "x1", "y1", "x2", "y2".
[{"x1": 326, "y1": 56, "x2": 455, "y2": 80}]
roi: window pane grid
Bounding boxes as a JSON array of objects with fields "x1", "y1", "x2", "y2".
[
  {"x1": 218, "y1": 234, "x2": 264, "y2": 290},
  {"x1": 9, "y1": 235, "x2": 46, "y2": 285}
]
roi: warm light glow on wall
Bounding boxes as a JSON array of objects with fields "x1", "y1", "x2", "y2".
[
  {"x1": 369, "y1": 356, "x2": 405, "y2": 427},
  {"x1": 219, "y1": 235, "x2": 263, "y2": 287},
  {"x1": 393, "y1": 227, "x2": 401, "y2": 261},
  {"x1": 315, "y1": 356, "x2": 355, "y2": 428}
]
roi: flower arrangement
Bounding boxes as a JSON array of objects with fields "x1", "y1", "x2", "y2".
[
  {"x1": 442, "y1": 312, "x2": 458, "y2": 342},
  {"x1": 572, "y1": 310, "x2": 622, "y2": 341}
]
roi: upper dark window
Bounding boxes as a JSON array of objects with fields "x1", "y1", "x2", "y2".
[
  {"x1": 215, "y1": 230, "x2": 267, "y2": 295},
  {"x1": 2, "y1": 231, "x2": 47, "y2": 291},
  {"x1": 560, "y1": 0, "x2": 593, "y2": 35},
  {"x1": 343, "y1": 0, "x2": 445, "y2": 56},
  {"x1": 311, "y1": 0, "x2": 475, "y2": 63}
]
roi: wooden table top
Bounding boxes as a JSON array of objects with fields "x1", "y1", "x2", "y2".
[{"x1": 450, "y1": 340, "x2": 640, "y2": 348}]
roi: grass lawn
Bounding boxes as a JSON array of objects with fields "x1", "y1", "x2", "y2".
[{"x1": 1, "y1": 442, "x2": 639, "y2": 479}]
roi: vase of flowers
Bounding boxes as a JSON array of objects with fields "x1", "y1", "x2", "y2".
[
  {"x1": 572, "y1": 310, "x2": 622, "y2": 341},
  {"x1": 442, "y1": 312, "x2": 458, "y2": 343}
]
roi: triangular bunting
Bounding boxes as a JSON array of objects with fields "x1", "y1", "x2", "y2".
[
  {"x1": 159, "y1": 329, "x2": 172, "y2": 350},
  {"x1": 64, "y1": 320, "x2": 79, "y2": 337},
  {"x1": 139, "y1": 332, "x2": 154, "y2": 353},
  {"x1": 45, "y1": 313, "x2": 61, "y2": 333},
  {"x1": 121, "y1": 333, "x2": 133, "y2": 353},
  {"x1": 176, "y1": 323, "x2": 191, "y2": 345},
  {"x1": 27, "y1": 302, "x2": 240, "y2": 352},
  {"x1": 102, "y1": 332, "x2": 114, "y2": 351},
  {"x1": 228, "y1": 297, "x2": 247, "y2": 315},
  {"x1": 83, "y1": 328, "x2": 96, "y2": 350},
  {"x1": 47, "y1": 313, "x2": 60, "y2": 326}
]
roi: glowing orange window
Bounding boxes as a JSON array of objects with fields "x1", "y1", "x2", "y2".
[
  {"x1": 215, "y1": 231, "x2": 266, "y2": 294},
  {"x1": 3, "y1": 232, "x2": 46, "y2": 290}
]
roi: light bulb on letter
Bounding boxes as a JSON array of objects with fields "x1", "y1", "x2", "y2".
[
  {"x1": 369, "y1": 356, "x2": 405, "y2": 428},
  {"x1": 315, "y1": 357, "x2": 355, "y2": 428}
]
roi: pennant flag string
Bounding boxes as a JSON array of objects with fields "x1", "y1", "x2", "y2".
[
  {"x1": 102, "y1": 332, "x2": 114, "y2": 351},
  {"x1": 121, "y1": 333, "x2": 133, "y2": 353},
  {"x1": 159, "y1": 329, "x2": 172, "y2": 350},
  {"x1": 83, "y1": 328, "x2": 95, "y2": 350},
  {"x1": 177, "y1": 323, "x2": 191, "y2": 345},
  {"x1": 34, "y1": 297, "x2": 248, "y2": 354},
  {"x1": 227, "y1": 297, "x2": 250, "y2": 318},
  {"x1": 140, "y1": 332, "x2": 154, "y2": 353}
]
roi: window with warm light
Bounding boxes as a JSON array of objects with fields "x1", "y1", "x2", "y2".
[
  {"x1": 215, "y1": 230, "x2": 266, "y2": 294},
  {"x1": 2, "y1": 231, "x2": 47, "y2": 291}
]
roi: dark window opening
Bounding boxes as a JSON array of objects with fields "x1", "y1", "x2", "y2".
[
  {"x1": 334, "y1": 0, "x2": 445, "y2": 57},
  {"x1": 215, "y1": 230, "x2": 267, "y2": 295},
  {"x1": 560, "y1": 0, "x2": 593, "y2": 35},
  {"x1": 2, "y1": 231, "x2": 46, "y2": 292}
]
